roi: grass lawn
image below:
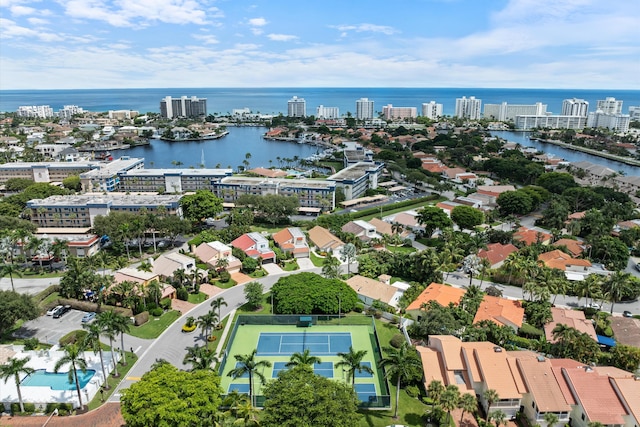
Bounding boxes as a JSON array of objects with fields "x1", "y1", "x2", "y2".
[
  {"x1": 188, "y1": 292, "x2": 208, "y2": 304},
  {"x1": 127, "y1": 310, "x2": 181, "y2": 339},
  {"x1": 213, "y1": 278, "x2": 237, "y2": 289},
  {"x1": 86, "y1": 350, "x2": 136, "y2": 411},
  {"x1": 356, "y1": 198, "x2": 444, "y2": 222},
  {"x1": 282, "y1": 260, "x2": 299, "y2": 271},
  {"x1": 39, "y1": 291, "x2": 61, "y2": 307},
  {"x1": 385, "y1": 245, "x2": 416, "y2": 254},
  {"x1": 310, "y1": 251, "x2": 325, "y2": 267},
  {"x1": 318, "y1": 160, "x2": 344, "y2": 172},
  {"x1": 249, "y1": 268, "x2": 268, "y2": 278},
  {"x1": 20, "y1": 269, "x2": 63, "y2": 279}
]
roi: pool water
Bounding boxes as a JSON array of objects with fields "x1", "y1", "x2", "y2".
[{"x1": 21, "y1": 369, "x2": 96, "y2": 390}]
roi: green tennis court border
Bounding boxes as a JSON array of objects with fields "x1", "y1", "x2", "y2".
[{"x1": 218, "y1": 315, "x2": 391, "y2": 409}]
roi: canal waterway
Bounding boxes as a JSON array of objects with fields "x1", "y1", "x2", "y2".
[
  {"x1": 490, "y1": 131, "x2": 640, "y2": 177},
  {"x1": 120, "y1": 126, "x2": 320, "y2": 170}
]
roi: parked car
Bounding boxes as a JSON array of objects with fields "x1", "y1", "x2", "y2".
[
  {"x1": 81, "y1": 312, "x2": 96, "y2": 323},
  {"x1": 53, "y1": 305, "x2": 71, "y2": 319},
  {"x1": 583, "y1": 302, "x2": 600, "y2": 310},
  {"x1": 623, "y1": 310, "x2": 633, "y2": 318},
  {"x1": 47, "y1": 305, "x2": 63, "y2": 316}
]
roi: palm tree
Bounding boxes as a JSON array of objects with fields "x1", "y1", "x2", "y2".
[
  {"x1": 552, "y1": 324, "x2": 580, "y2": 358},
  {"x1": 576, "y1": 274, "x2": 603, "y2": 308},
  {"x1": 111, "y1": 311, "x2": 131, "y2": 366},
  {"x1": 210, "y1": 296, "x2": 228, "y2": 327},
  {"x1": 54, "y1": 343, "x2": 88, "y2": 409},
  {"x1": 183, "y1": 344, "x2": 218, "y2": 371},
  {"x1": 96, "y1": 310, "x2": 120, "y2": 377},
  {"x1": 490, "y1": 409, "x2": 507, "y2": 427},
  {"x1": 0, "y1": 356, "x2": 34, "y2": 413},
  {"x1": 604, "y1": 271, "x2": 631, "y2": 314},
  {"x1": 427, "y1": 379, "x2": 445, "y2": 404},
  {"x1": 336, "y1": 346, "x2": 373, "y2": 388},
  {"x1": 459, "y1": 392, "x2": 477, "y2": 424},
  {"x1": 0, "y1": 263, "x2": 22, "y2": 292},
  {"x1": 285, "y1": 349, "x2": 321, "y2": 368},
  {"x1": 197, "y1": 309, "x2": 218, "y2": 341},
  {"x1": 341, "y1": 243, "x2": 356, "y2": 275},
  {"x1": 321, "y1": 255, "x2": 340, "y2": 279},
  {"x1": 483, "y1": 388, "x2": 500, "y2": 421},
  {"x1": 378, "y1": 342, "x2": 422, "y2": 419},
  {"x1": 544, "y1": 411, "x2": 559, "y2": 427},
  {"x1": 82, "y1": 322, "x2": 109, "y2": 390},
  {"x1": 227, "y1": 349, "x2": 272, "y2": 407},
  {"x1": 441, "y1": 385, "x2": 461, "y2": 425}
]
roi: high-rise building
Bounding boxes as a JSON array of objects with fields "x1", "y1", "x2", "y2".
[
  {"x1": 483, "y1": 102, "x2": 547, "y2": 121},
  {"x1": 629, "y1": 106, "x2": 640, "y2": 121},
  {"x1": 316, "y1": 105, "x2": 339, "y2": 119},
  {"x1": 587, "y1": 112, "x2": 630, "y2": 132},
  {"x1": 356, "y1": 98, "x2": 375, "y2": 120},
  {"x1": 421, "y1": 101, "x2": 443, "y2": 120},
  {"x1": 381, "y1": 105, "x2": 417, "y2": 120},
  {"x1": 596, "y1": 97, "x2": 623, "y2": 114},
  {"x1": 160, "y1": 96, "x2": 207, "y2": 119},
  {"x1": 287, "y1": 96, "x2": 306, "y2": 117},
  {"x1": 561, "y1": 98, "x2": 589, "y2": 117},
  {"x1": 57, "y1": 105, "x2": 84, "y2": 120},
  {"x1": 455, "y1": 96, "x2": 482, "y2": 120},
  {"x1": 17, "y1": 105, "x2": 54, "y2": 118}
]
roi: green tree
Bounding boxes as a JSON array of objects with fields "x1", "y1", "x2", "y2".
[
  {"x1": 54, "y1": 343, "x2": 88, "y2": 409},
  {"x1": 244, "y1": 281, "x2": 264, "y2": 310},
  {"x1": 451, "y1": 205, "x2": 484, "y2": 230},
  {"x1": 62, "y1": 175, "x2": 82, "y2": 192},
  {"x1": 490, "y1": 409, "x2": 507, "y2": 427},
  {"x1": 0, "y1": 263, "x2": 23, "y2": 292},
  {"x1": 536, "y1": 172, "x2": 577, "y2": 194},
  {"x1": 121, "y1": 363, "x2": 223, "y2": 427},
  {"x1": 416, "y1": 206, "x2": 453, "y2": 237},
  {"x1": 603, "y1": 271, "x2": 632, "y2": 314},
  {"x1": 336, "y1": 347, "x2": 373, "y2": 388},
  {"x1": 544, "y1": 412, "x2": 559, "y2": 427},
  {"x1": 197, "y1": 309, "x2": 219, "y2": 341},
  {"x1": 497, "y1": 190, "x2": 533, "y2": 215},
  {"x1": 321, "y1": 254, "x2": 340, "y2": 279},
  {"x1": 210, "y1": 296, "x2": 227, "y2": 328},
  {"x1": 96, "y1": 310, "x2": 122, "y2": 377},
  {"x1": 261, "y1": 365, "x2": 360, "y2": 427},
  {"x1": 286, "y1": 349, "x2": 321, "y2": 368},
  {"x1": 427, "y1": 379, "x2": 445, "y2": 403},
  {"x1": 341, "y1": 243, "x2": 356, "y2": 275},
  {"x1": 589, "y1": 236, "x2": 629, "y2": 271},
  {"x1": 271, "y1": 272, "x2": 358, "y2": 314},
  {"x1": 0, "y1": 356, "x2": 34, "y2": 413},
  {"x1": 378, "y1": 342, "x2": 423, "y2": 419},
  {"x1": 459, "y1": 392, "x2": 477, "y2": 424},
  {"x1": 180, "y1": 190, "x2": 223, "y2": 223},
  {"x1": 441, "y1": 385, "x2": 461, "y2": 425},
  {"x1": 0, "y1": 290, "x2": 38, "y2": 332},
  {"x1": 82, "y1": 322, "x2": 109, "y2": 389},
  {"x1": 228, "y1": 349, "x2": 272, "y2": 407},
  {"x1": 183, "y1": 344, "x2": 218, "y2": 371},
  {"x1": 483, "y1": 388, "x2": 499, "y2": 421}
]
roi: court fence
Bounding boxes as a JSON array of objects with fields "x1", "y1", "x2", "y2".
[{"x1": 218, "y1": 314, "x2": 391, "y2": 410}]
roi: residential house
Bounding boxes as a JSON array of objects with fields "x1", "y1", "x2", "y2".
[
  {"x1": 544, "y1": 308, "x2": 597, "y2": 343},
  {"x1": 553, "y1": 239, "x2": 585, "y2": 257},
  {"x1": 478, "y1": 243, "x2": 519, "y2": 269},
  {"x1": 152, "y1": 252, "x2": 197, "y2": 280},
  {"x1": 345, "y1": 275, "x2": 405, "y2": 310},
  {"x1": 473, "y1": 295, "x2": 524, "y2": 331},
  {"x1": 112, "y1": 267, "x2": 175, "y2": 299},
  {"x1": 272, "y1": 227, "x2": 309, "y2": 258},
  {"x1": 341, "y1": 220, "x2": 380, "y2": 242},
  {"x1": 307, "y1": 226, "x2": 344, "y2": 254},
  {"x1": 231, "y1": 232, "x2": 276, "y2": 263},
  {"x1": 513, "y1": 227, "x2": 552, "y2": 246},
  {"x1": 384, "y1": 210, "x2": 423, "y2": 234},
  {"x1": 538, "y1": 249, "x2": 592, "y2": 281},
  {"x1": 477, "y1": 185, "x2": 516, "y2": 200},
  {"x1": 406, "y1": 283, "x2": 466, "y2": 320},
  {"x1": 193, "y1": 241, "x2": 242, "y2": 273}
]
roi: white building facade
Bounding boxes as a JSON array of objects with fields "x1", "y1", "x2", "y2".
[
  {"x1": 356, "y1": 98, "x2": 375, "y2": 120},
  {"x1": 483, "y1": 102, "x2": 547, "y2": 121},
  {"x1": 287, "y1": 96, "x2": 306, "y2": 117},
  {"x1": 316, "y1": 105, "x2": 340, "y2": 119},
  {"x1": 561, "y1": 98, "x2": 589, "y2": 117},
  {"x1": 455, "y1": 96, "x2": 482, "y2": 119},
  {"x1": 421, "y1": 101, "x2": 443, "y2": 120}
]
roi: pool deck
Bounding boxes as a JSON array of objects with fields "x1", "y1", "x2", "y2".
[{"x1": 0, "y1": 345, "x2": 118, "y2": 411}]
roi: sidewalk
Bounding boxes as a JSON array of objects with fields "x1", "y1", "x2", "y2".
[
  {"x1": 215, "y1": 309, "x2": 237, "y2": 357},
  {"x1": 0, "y1": 402, "x2": 124, "y2": 427}
]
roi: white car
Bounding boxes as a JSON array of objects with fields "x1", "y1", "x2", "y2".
[{"x1": 47, "y1": 305, "x2": 63, "y2": 316}]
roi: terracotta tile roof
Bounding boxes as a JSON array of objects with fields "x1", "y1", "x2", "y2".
[
  {"x1": 346, "y1": 275, "x2": 400, "y2": 307},
  {"x1": 231, "y1": 234, "x2": 255, "y2": 251},
  {"x1": 272, "y1": 228, "x2": 293, "y2": 246},
  {"x1": 416, "y1": 345, "x2": 447, "y2": 385},
  {"x1": 538, "y1": 249, "x2": 592, "y2": 271},
  {"x1": 152, "y1": 252, "x2": 195, "y2": 278},
  {"x1": 476, "y1": 185, "x2": 516, "y2": 197},
  {"x1": 391, "y1": 212, "x2": 420, "y2": 228},
  {"x1": 568, "y1": 211, "x2": 586, "y2": 220},
  {"x1": 443, "y1": 167, "x2": 467, "y2": 179},
  {"x1": 544, "y1": 307, "x2": 597, "y2": 342},
  {"x1": 422, "y1": 162, "x2": 447, "y2": 173},
  {"x1": 422, "y1": 337, "x2": 478, "y2": 395},
  {"x1": 406, "y1": 283, "x2": 466, "y2": 312},
  {"x1": 472, "y1": 346, "x2": 523, "y2": 399},
  {"x1": 473, "y1": 295, "x2": 524, "y2": 329},
  {"x1": 308, "y1": 226, "x2": 344, "y2": 251},
  {"x1": 611, "y1": 377, "x2": 640, "y2": 424},
  {"x1": 368, "y1": 217, "x2": 394, "y2": 235},
  {"x1": 113, "y1": 268, "x2": 159, "y2": 284},
  {"x1": 515, "y1": 356, "x2": 573, "y2": 413},
  {"x1": 553, "y1": 239, "x2": 585, "y2": 257},
  {"x1": 478, "y1": 243, "x2": 518, "y2": 267},
  {"x1": 248, "y1": 167, "x2": 287, "y2": 178},
  {"x1": 513, "y1": 227, "x2": 552, "y2": 246},
  {"x1": 341, "y1": 221, "x2": 367, "y2": 235}
]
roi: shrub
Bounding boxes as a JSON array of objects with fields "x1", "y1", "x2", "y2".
[
  {"x1": 23, "y1": 337, "x2": 39, "y2": 350},
  {"x1": 519, "y1": 323, "x2": 544, "y2": 338},
  {"x1": 11, "y1": 402, "x2": 36, "y2": 415},
  {"x1": 219, "y1": 271, "x2": 231, "y2": 283},
  {"x1": 160, "y1": 298, "x2": 172, "y2": 310},
  {"x1": 150, "y1": 308, "x2": 163, "y2": 317},
  {"x1": 45, "y1": 402, "x2": 72, "y2": 415},
  {"x1": 134, "y1": 311, "x2": 149, "y2": 326},
  {"x1": 390, "y1": 334, "x2": 406, "y2": 348},
  {"x1": 405, "y1": 385, "x2": 420, "y2": 398},
  {"x1": 510, "y1": 335, "x2": 534, "y2": 350},
  {"x1": 59, "y1": 330, "x2": 87, "y2": 346},
  {"x1": 176, "y1": 287, "x2": 189, "y2": 301},
  {"x1": 352, "y1": 303, "x2": 364, "y2": 313}
]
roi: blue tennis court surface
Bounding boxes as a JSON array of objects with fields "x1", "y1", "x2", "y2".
[
  {"x1": 313, "y1": 362, "x2": 334, "y2": 378},
  {"x1": 355, "y1": 383, "x2": 377, "y2": 402},
  {"x1": 257, "y1": 332, "x2": 352, "y2": 355},
  {"x1": 228, "y1": 383, "x2": 250, "y2": 394},
  {"x1": 355, "y1": 361, "x2": 374, "y2": 378},
  {"x1": 272, "y1": 362, "x2": 288, "y2": 378}
]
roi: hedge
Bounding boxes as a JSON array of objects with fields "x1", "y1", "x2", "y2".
[
  {"x1": 45, "y1": 402, "x2": 73, "y2": 415},
  {"x1": 351, "y1": 195, "x2": 439, "y2": 219},
  {"x1": 519, "y1": 322, "x2": 544, "y2": 338},
  {"x1": 11, "y1": 402, "x2": 36, "y2": 415}
]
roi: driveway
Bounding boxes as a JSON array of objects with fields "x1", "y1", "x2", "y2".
[
  {"x1": 262, "y1": 263, "x2": 284, "y2": 275},
  {"x1": 297, "y1": 257, "x2": 315, "y2": 270}
]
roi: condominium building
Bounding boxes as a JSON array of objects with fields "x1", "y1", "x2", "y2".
[
  {"x1": 78, "y1": 156, "x2": 145, "y2": 192},
  {"x1": 483, "y1": 102, "x2": 547, "y2": 121},
  {"x1": 26, "y1": 193, "x2": 183, "y2": 228},
  {"x1": 421, "y1": 101, "x2": 443, "y2": 120},
  {"x1": 596, "y1": 97, "x2": 623, "y2": 114},
  {"x1": 57, "y1": 105, "x2": 84, "y2": 120},
  {"x1": 356, "y1": 98, "x2": 375, "y2": 120},
  {"x1": 454, "y1": 96, "x2": 482, "y2": 119},
  {"x1": 287, "y1": 96, "x2": 306, "y2": 117},
  {"x1": 213, "y1": 177, "x2": 336, "y2": 211},
  {"x1": 629, "y1": 106, "x2": 640, "y2": 121},
  {"x1": 17, "y1": 105, "x2": 54, "y2": 118},
  {"x1": 108, "y1": 110, "x2": 139, "y2": 120},
  {"x1": 0, "y1": 161, "x2": 98, "y2": 184},
  {"x1": 381, "y1": 104, "x2": 417, "y2": 120},
  {"x1": 118, "y1": 168, "x2": 233, "y2": 193},
  {"x1": 561, "y1": 98, "x2": 589, "y2": 117},
  {"x1": 587, "y1": 112, "x2": 630, "y2": 132},
  {"x1": 316, "y1": 105, "x2": 339, "y2": 119},
  {"x1": 514, "y1": 115, "x2": 587, "y2": 130},
  {"x1": 327, "y1": 161, "x2": 384, "y2": 200},
  {"x1": 160, "y1": 96, "x2": 207, "y2": 119}
]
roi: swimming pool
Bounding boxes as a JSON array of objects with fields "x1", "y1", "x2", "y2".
[{"x1": 21, "y1": 369, "x2": 96, "y2": 390}]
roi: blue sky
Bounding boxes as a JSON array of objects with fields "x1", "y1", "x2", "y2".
[{"x1": 1, "y1": 0, "x2": 639, "y2": 90}]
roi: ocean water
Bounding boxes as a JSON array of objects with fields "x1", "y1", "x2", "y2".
[{"x1": 1, "y1": 88, "x2": 639, "y2": 117}]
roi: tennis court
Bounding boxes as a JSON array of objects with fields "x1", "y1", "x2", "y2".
[{"x1": 256, "y1": 332, "x2": 352, "y2": 356}]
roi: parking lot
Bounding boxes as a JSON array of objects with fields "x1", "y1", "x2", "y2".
[{"x1": 15, "y1": 308, "x2": 92, "y2": 345}]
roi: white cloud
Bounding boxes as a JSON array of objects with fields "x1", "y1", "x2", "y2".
[
  {"x1": 332, "y1": 23, "x2": 397, "y2": 35},
  {"x1": 27, "y1": 17, "x2": 49, "y2": 25},
  {"x1": 193, "y1": 34, "x2": 219, "y2": 45},
  {"x1": 10, "y1": 5, "x2": 36, "y2": 15},
  {"x1": 267, "y1": 33, "x2": 297, "y2": 42},
  {"x1": 0, "y1": 18, "x2": 62, "y2": 41},
  {"x1": 248, "y1": 17, "x2": 267, "y2": 26}
]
